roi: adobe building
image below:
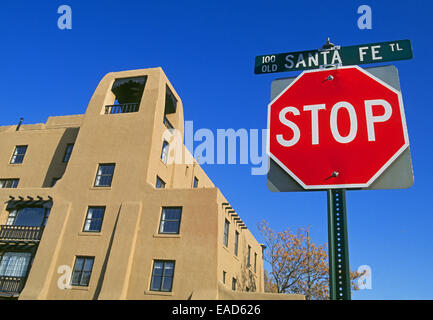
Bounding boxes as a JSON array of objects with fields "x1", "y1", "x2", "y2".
[{"x1": 0, "y1": 67, "x2": 302, "y2": 300}]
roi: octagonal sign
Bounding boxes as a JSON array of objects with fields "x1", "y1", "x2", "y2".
[{"x1": 267, "y1": 65, "x2": 409, "y2": 189}]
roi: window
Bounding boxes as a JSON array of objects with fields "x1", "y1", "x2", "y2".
[
  {"x1": 161, "y1": 141, "x2": 169, "y2": 164},
  {"x1": 63, "y1": 144, "x2": 74, "y2": 162},
  {"x1": 150, "y1": 260, "x2": 175, "y2": 292},
  {"x1": 6, "y1": 207, "x2": 50, "y2": 227},
  {"x1": 10, "y1": 146, "x2": 27, "y2": 164},
  {"x1": 254, "y1": 253, "x2": 257, "y2": 273},
  {"x1": 83, "y1": 207, "x2": 105, "y2": 232},
  {"x1": 0, "y1": 252, "x2": 32, "y2": 277},
  {"x1": 163, "y1": 117, "x2": 174, "y2": 130},
  {"x1": 51, "y1": 177, "x2": 61, "y2": 187},
  {"x1": 247, "y1": 245, "x2": 251, "y2": 266},
  {"x1": 105, "y1": 76, "x2": 147, "y2": 114},
  {"x1": 159, "y1": 207, "x2": 182, "y2": 234},
  {"x1": 223, "y1": 219, "x2": 229, "y2": 247},
  {"x1": 232, "y1": 278, "x2": 237, "y2": 291},
  {"x1": 234, "y1": 231, "x2": 239, "y2": 256},
  {"x1": 0, "y1": 179, "x2": 19, "y2": 188},
  {"x1": 94, "y1": 164, "x2": 115, "y2": 187},
  {"x1": 222, "y1": 271, "x2": 226, "y2": 284},
  {"x1": 193, "y1": 177, "x2": 199, "y2": 188},
  {"x1": 71, "y1": 256, "x2": 94, "y2": 287},
  {"x1": 156, "y1": 176, "x2": 166, "y2": 189},
  {"x1": 164, "y1": 86, "x2": 177, "y2": 115}
]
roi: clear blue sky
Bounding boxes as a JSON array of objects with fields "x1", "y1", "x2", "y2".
[{"x1": 1, "y1": 1, "x2": 432, "y2": 299}]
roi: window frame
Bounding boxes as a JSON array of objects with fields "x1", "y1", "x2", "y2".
[
  {"x1": 0, "y1": 251, "x2": 32, "y2": 278},
  {"x1": 158, "y1": 207, "x2": 182, "y2": 234},
  {"x1": 63, "y1": 143, "x2": 74, "y2": 163},
  {"x1": 232, "y1": 277, "x2": 237, "y2": 291},
  {"x1": 223, "y1": 219, "x2": 230, "y2": 247},
  {"x1": 247, "y1": 245, "x2": 251, "y2": 267},
  {"x1": 161, "y1": 141, "x2": 169, "y2": 164},
  {"x1": 82, "y1": 206, "x2": 106, "y2": 233},
  {"x1": 5, "y1": 206, "x2": 50, "y2": 227},
  {"x1": 70, "y1": 256, "x2": 95, "y2": 287},
  {"x1": 10, "y1": 145, "x2": 28, "y2": 164},
  {"x1": 193, "y1": 177, "x2": 199, "y2": 188},
  {"x1": 150, "y1": 260, "x2": 175, "y2": 292},
  {"x1": 94, "y1": 163, "x2": 116, "y2": 187},
  {"x1": 164, "y1": 85, "x2": 178, "y2": 115},
  {"x1": 156, "y1": 176, "x2": 166, "y2": 189},
  {"x1": 234, "y1": 231, "x2": 239, "y2": 256},
  {"x1": 0, "y1": 179, "x2": 19, "y2": 188}
]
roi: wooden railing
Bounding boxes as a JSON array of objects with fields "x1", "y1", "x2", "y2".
[
  {"x1": 0, "y1": 276, "x2": 26, "y2": 295},
  {"x1": 0, "y1": 225, "x2": 43, "y2": 241},
  {"x1": 104, "y1": 103, "x2": 139, "y2": 114}
]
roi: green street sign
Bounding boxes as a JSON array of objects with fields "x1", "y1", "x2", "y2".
[{"x1": 254, "y1": 39, "x2": 412, "y2": 74}]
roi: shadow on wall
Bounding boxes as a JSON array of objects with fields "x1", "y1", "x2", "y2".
[{"x1": 42, "y1": 127, "x2": 80, "y2": 188}]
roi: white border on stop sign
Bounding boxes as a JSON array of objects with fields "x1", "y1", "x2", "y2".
[{"x1": 267, "y1": 65, "x2": 410, "y2": 190}]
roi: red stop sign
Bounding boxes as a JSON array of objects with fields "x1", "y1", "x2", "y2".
[{"x1": 267, "y1": 65, "x2": 409, "y2": 189}]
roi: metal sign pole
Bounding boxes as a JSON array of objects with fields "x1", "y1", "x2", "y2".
[{"x1": 327, "y1": 189, "x2": 351, "y2": 300}]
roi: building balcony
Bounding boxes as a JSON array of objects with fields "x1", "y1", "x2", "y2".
[
  {"x1": 0, "y1": 225, "x2": 43, "y2": 242},
  {"x1": 104, "y1": 103, "x2": 139, "y2": 114},
  {"x1": 0, "y1": 276, "x2": 26, "y2": 297}
]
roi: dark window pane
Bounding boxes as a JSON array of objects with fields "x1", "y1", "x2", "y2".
[
  {"x1": 153, "y1": 262, "x2": 164, "y2": 276},
  {"x1": 71, "y1": 271, "x2": 82, "y2": 286},
  {"x1": 150, "y1": 260, "x2": 175, "y2": 292},
  {"x1": 0, "y1": 179, "x2": 19, "y2": 188},
  {"x1": 83, "y1": 259, "x2": 94, "y2": 272},
  {"x1": 71, "y1": 257, "x2": 94, "y2": 287},
  {"x1": 161, "y1": 141, "x2": 169, "y2": 163},
  {"x1": 150, "y1": 276, "x2": 162, "y2": 291},
  {"x1": 156, "y1": 176, "x2": 166, "y2": 189},
  {"x1": 161, "y1": 277, "x2": 173, "y2": 291},
  {"x1": 99, "y1": 165, "x2": 114, "y2": 175},
  {"x1": 159, "y1": 207, "x2": 181, "y2": 234},
  {"x1": 165, "y1": 86, "x2": 177, "y2": 114},
  {"x1": 81, "y1": 271, "x2": 92, "y2": 286},
  {"x1": 73, "y1": 258, "x2": 84, "y2": 272},
  {"x1": 162, "y1": 208, "x2": 181, "y2": 220},
  {"x1": 63, "y1": 144, "x2": 74, "y2": 162},
  {"x1": 224, "y1": 220, "x2": 229, "y2": 246},
  {"x1": 234, "y1": 231, "x2": 239, "y2": 256},
  {"x1": 160, "y1": 221, "x2": 178, "y2": 233},
  {"x1": 164, "y1": 262, "x2": 174, "y2": 277},
  {"x1": 0, "y1": 252, "x2": 32, "y2": 277},
  {"x1": 94, "y1": 164, "x2": 115, "y2": 187},
  {"x1": 13, "y1": 207, "x2": 47, "y2": 227},
  {"x1": 83, "y1": 207, "x2": 105, "y2": 232}
]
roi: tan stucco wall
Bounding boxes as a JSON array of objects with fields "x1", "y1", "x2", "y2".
[{"x1": 0, "y1": 67, "x2": 293, "y2": 300}]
